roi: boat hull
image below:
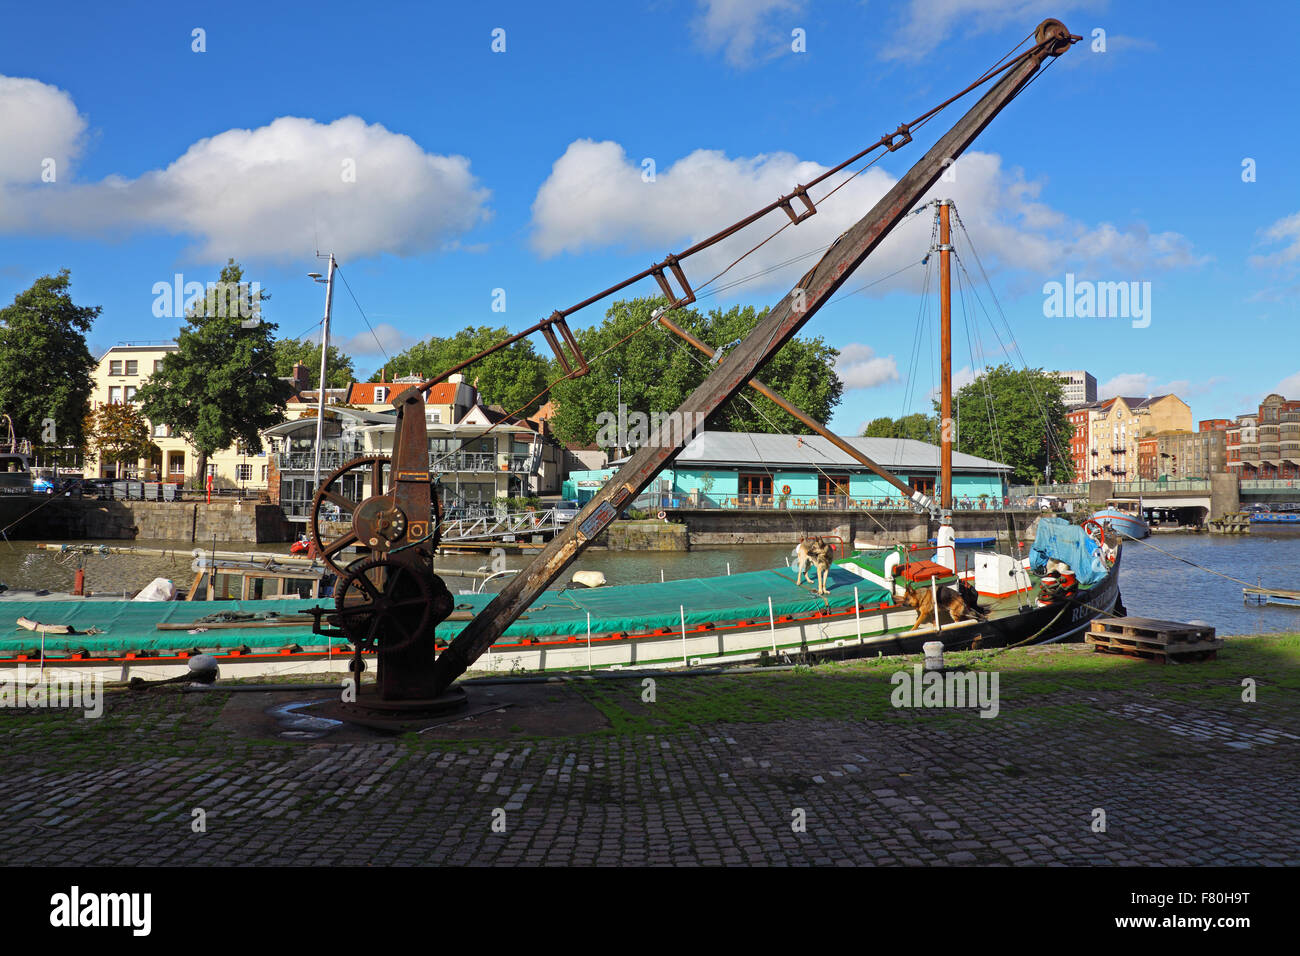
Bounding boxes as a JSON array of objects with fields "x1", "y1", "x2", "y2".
[
  {"x1": 1093, "y1": 508, "x2": 1149, "y2": 539},
  {"x1": 0, "y1": 547, "x2": 1123, "y2": 683}
]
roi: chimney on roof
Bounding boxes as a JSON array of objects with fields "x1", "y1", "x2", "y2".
[{"x1": 291, "y1": 363, "x2": 312, "y2": 394}]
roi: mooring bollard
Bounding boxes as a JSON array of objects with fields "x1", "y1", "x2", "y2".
[{"x1": 923, "y1": 640, "x2": 945, "y2": 671}]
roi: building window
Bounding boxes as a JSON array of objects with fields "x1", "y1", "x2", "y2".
[
  {"x1": 374, "y1": 387, "x2": 387, "y2": 403},
  {"x1": 909, "y1": 476, "x2": 936, "y2": 496},
  {"x1": 430, "y1": 410, "x2": 442, "y2": 424},
  {"x1": 125, "y1": 360, "x2": 138, "y2": 376},
  {"x1": 153, "y1": 423, "x2": 169, "y2": 438},
  {"x1": 818, "y1": 473, "x2": 851, "y2": 497},
  {"x1": 154, "y1": 359, "x2": 164, "y2": 373},
  {"x1": 109, "y1": 360, "x2": 123, "y2": 376},
  {"x1": 738, "y1": 473, "x2": 772, "y2": 497},
  {"x1": 207, "y1": 463, "x2": 218, "y2": 478},
  {"x1": 124, "y1": 386, "x2": 137, "y2": 403},
  {"x1": 261, "y1": 465, "x2": 268, "y2": 482},
  {"x1": 236, "y1": 464, "x2": 252, "y2": 482},
  {"x1": 108, "y1": 386, "x2": 122, "y2": 404}
]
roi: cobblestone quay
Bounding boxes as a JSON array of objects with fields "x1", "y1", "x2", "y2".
[{"x1": 1, "y1": 637, "x2": 1296, "y2": 866}]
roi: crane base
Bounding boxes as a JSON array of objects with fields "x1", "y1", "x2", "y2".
[{"x1": 311, "y1": 685, "x2": 469, "y2": 732}]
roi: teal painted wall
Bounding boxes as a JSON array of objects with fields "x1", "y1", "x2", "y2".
[
  {"x1": 951, "y1": 474, "x2": 1004, "y2": 501},
  {"x1": 566, "y1": 466, "x2": 1005, "y2": 504},
  {"x1": 851, "y1": 474, "x2": 910, "y2": 498},
  {"x1": 674, "y1": 468, "x2": 738, "y2": 498},
  {"x1": 772, "y1": 472, "x2": 818, "y2": 497}
]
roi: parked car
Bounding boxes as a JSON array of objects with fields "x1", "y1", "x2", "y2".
[{"x1": 554, "y1": 499, "x2": 580, "y2": 524}]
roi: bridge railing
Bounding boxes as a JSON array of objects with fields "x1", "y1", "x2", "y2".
[
  {"x1": 1008, "y1": 483, "x2": 1089, "y2": 497},
  {"x1": 1241, "y1": 479, "x2": 1300, "y2": 491},
  {"x1": 1113, "y1": 479, "x2": 1211, "y2": 493}
]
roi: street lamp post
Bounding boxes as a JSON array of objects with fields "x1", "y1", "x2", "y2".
[{"x1": 308, "y1": 255, "x2": 336, "y2": 495}]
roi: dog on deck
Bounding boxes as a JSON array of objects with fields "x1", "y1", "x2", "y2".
[
  {"x1": 893, "y1": 569, "x2": 990, "y2": 628},
  {"x1": 792, "y1": 536, "x2": 834, "y2": 595}
]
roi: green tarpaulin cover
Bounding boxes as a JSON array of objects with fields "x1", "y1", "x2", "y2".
[{"x1": 2, "y1": 564, "x2": 892, "y2": 657}]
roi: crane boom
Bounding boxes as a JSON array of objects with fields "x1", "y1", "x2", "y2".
[{"x1": 430, "y1": 19, "x2": 1076, "y2": 693}]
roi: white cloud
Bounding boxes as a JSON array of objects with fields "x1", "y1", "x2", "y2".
[
  {"x1": 0, "y1": 75, "x2": 491, "y2": 263},
  {"x1": 835, "y1": 343, "x2": 899, "y2": 390},
  {"x1": 1250, "y1": 210, "x2": 1300, "y2": 269},
  {"x1": 0, "y1": 75, "x2": 87, "y2": 184},
  {"x1": 530, "y1": 141, "x2": 1202, "y2": 299},
  {"x1": 881, "y1": 0, "x2": 1101, "y2": 63},
  {"x1": 692, "y1": 0, "x2": 805, "y2": 67},
  {"x1": 306, "y1": 322, "x2": 418, "y2": 358},
  {"x1": 1276, "y1": 371, "x2": 1300, "y2": 398},
  {"x1": 1099, "y1": 373, "x2": 1226, "y2": 400},
  {"x1": 1099, "y1": 372, "x2": 1156, "y2": 398}
]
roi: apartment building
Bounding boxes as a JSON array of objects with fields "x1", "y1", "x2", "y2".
[
  {"x1": 85, "y1": 343, "x2": 270, "y2": 489},
  {"x1": 1137, "y1": 429, "x2": 1227, "y2": 479},
  {"x1": 263, "y1": 373, "x2": 562, "y2": 522},
  {"x1": 1085, "y1": 394, "x2": 1192, "y2": 480},
  {"x1": 1229, "y1": 393, "x2": 1300, "y2": 480}
]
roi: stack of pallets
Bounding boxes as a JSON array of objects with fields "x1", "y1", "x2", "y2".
[{"x1": 1086, "y1": 616, "x2": 1222, "y2": 663}]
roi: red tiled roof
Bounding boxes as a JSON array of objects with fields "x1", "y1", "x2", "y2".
[{"x1": 345, "y1": 382, "x2": 460, "y2": 405}]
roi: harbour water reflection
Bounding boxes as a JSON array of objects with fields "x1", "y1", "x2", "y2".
[{"x1": 1, "y1": 531, "x2": 1296, "y2": 637}]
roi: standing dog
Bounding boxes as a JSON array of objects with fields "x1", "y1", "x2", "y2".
[{"x1": 792, "y1": 536, "x2": 834, "y2": 595}]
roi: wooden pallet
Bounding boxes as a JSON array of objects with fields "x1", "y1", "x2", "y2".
[{"x1": 1086, "y1": 616, "x2": 1221, "y2": 663}]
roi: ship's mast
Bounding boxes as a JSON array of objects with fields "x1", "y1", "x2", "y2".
[
  {"x1": 938, "y1": 199, "x2": 953, "y2": 511},
  {"x1": 934, "y1": 200, "x2": 957, "y2": 568}
]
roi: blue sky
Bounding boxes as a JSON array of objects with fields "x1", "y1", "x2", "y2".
[{"x1": 2, "y1": 0, "x2": 1297, "y2": 433}]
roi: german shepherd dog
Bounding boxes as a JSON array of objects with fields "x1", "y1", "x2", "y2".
[
  {"x1": 894, "y1": 569, "x2": 990, "y2": 629},
  {"x1": 793, "y1": 536, "x2": 834, "y2": 595}
]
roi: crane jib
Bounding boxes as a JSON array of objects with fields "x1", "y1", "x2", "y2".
[{"x1": 429, "y1": 19, "x2": 1078, "y2": 694}]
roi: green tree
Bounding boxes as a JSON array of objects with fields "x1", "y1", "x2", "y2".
[
  {"x1": 0, "y1": 270, "x2": 97, "y2": 462},
  {"x1": 376, "y1": 325, "x2": 550, "y2": 415},
  {"x1": 941, "y1": 364, "x2": 1074, "y2": 484},
  {"x1": 136, "y1": 260, "x2": 293, "y2": 486},
  {"x1": 271, "y1": 338, "x2": 355, "y2": 389},
  {"x1": 860, "y1": 412, "x2": 938, "y2": 443},
  {"x1": 549, "y1": 297, "x2": 843, "y2": 446},
  {"x1": 86, "y1": 402, "x2": 156, "y2": 478}
]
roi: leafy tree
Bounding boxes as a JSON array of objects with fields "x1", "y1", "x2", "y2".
[
  {"x1": 376, "y1": 325, "x2": 550, "y2": 415},
  {"x1": 940, "y1": 364, "x2": 1074, "y2": 484},
  {"x1": 549, "y1": 297, "x2": 843, "y2": 447},
  {"x1": 861, "y1": 412, "x2": 938, "y2": 443},
  {"x1": 86, "y1": 402, "x2": 155, "y2": 478},
  {"x1": 0, "y1": 270, "x2": 97, "y2": 462},
  {"x1": 271, "y1": 339, "x2": 355, "y2": 389},
  {"x1": 136, "y1": 260, "x2": 293, "y2": 486}
]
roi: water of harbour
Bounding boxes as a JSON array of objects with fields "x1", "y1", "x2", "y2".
[{"x1": 0, "y1": 531, "x2": 1297, "y2": 637}]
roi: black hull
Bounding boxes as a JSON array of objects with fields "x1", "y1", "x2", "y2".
[{"x1": 807, "y1": 544, "x2": 1123, "y2": 663}]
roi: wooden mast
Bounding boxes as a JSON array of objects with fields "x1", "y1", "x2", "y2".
[{"x1": 939, "y1": 199, "x2": 953, "y2": 510}]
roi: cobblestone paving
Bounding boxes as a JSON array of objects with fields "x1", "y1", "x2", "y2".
[{"x1": 1, "y1": 639, "x2": 1297, "y2": 866}]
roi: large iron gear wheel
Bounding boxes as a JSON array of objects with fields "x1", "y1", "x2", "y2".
[
  {"x1": 309, "y1": 454, "x2": 443, "y2": 576},
  {"x1": 332, "y1": 557, "x2": 447, "y2": 655}
]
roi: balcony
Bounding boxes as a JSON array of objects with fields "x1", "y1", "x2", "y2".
[
  {"x1": 275, "y1": 450, "x2": 364, "y2": 472},
  {"x1": 429, "y1": 451, "x2": 529, "y2": 473}
]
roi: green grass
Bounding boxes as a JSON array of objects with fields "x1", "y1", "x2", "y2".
[{"x1": 2, "y1": 633, "x2": 1295, "y2": 763}]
